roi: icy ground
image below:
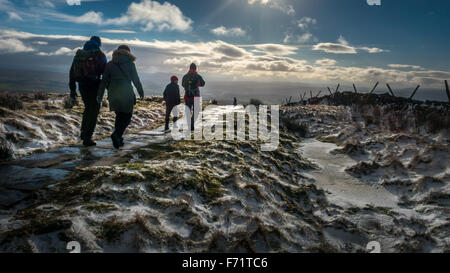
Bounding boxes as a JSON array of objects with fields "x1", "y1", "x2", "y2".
[
  {"x1": 0, "y1": 94, "x2": 165, "y2": 158},
  {"x1": 0, "y1": 103, "x2": 449, "y2": 253}
]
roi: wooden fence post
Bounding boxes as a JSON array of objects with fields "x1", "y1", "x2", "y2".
[
  {"x1": 445, "y1": 80, "x2": 450, "y2": 103},
  {"x1": 386, "y1": 84, "x2": 396, "y2": 97},
  {"x1": 409, "y1": 85, "x2": 420, "y2": 100},
  {"x1": 370, "y1": 82, "x2": 379, "y2": 94},
  {"x1": 327, "y1": 87, "x2": 332, "y2": 95},
  {"x1": 310, "y1": 90, "x2": 313, "y2": 99}
]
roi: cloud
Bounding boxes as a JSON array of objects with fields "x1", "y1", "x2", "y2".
[
  {"x1": 213, "y1": 42, "x2": 249, "y2": 58},
  {"x1": 313, "y1": 36, "x2": 388, "y2": 54},
  {"x1": 284, "y1": 32, "x2": 317, "y2": 44},
  {"x1": 1, "y1": 29, "x2": 448, "y2": 88},
  {"x1": 0, "y1": 38, "x2": 35, "y2": 53},
  {"x1": 250, "y1": 44, "x2": 298, "y2": 56},
  {"x1": 46, "y1": 0, "x2": 193, "y2": 32},
  {"x1": 100, "y1": 29, "x2": 137, "y2": 34},
  {"x1": 359, "y1": 46, "x2": 388, "y2": 53},
  {"x1": 247, "y1": 0, "x2": 295, "y2": 15},
  {"x1": 104, "y1": 0, "x2": 193, "y2": 32},
  {"x1": 313, "y1": 42, "x2": 357, "y2": 54},
  {"x1": 337, "y1": 35, "x2": 349, "y2": 45},
  {"x1": 315, "y1": 58, "x2": 337, "y2": 66},
  {"x1": 211, "y1": 26, "x2": 246, "y2": 37},
  {"x1": 297, "y1": 17, "x2": 317, "y2": 30},
  {"x1": 66, "y1": 0, "x2": 81, "y2": 5},
  {"x1": 388, "y1": 64, "x2": 422, "y2": 70},
  {"x1": 7, "y1": 11, "x2": 22, "y2": 20},
  {"x1": 65, "y1": 0, "x2": 104, "y2": 5},
  {"x1": 65, "y1": 11, "x2": 105, "y2": 24},
  {"x1": 284, "y1": 17, "x2": 318, "y2": 44},
  {"x1": 37, "y1": 47, "x2": 79, "y2": 56}
]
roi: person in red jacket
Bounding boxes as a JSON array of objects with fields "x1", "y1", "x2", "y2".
[{"x1": 181, "y1": 63, "x2": 205, "y2": 131}]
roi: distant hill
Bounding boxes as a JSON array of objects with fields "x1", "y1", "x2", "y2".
[
  {"x1": 0, "y1": 68, "x2": 447, "y2": 103},
  {"x1": 0, "y1": 69, "x2": 164, "y2": 95},
  {"x1": 0, "y1": 69, "x2": 68, "y2": 93}
]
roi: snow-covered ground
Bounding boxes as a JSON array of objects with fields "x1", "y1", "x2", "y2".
[
  {"x1": 0, "y1": 94, "x2": 165, "y2": 158},
  {"x1": 0, "y1": 100, "x2": 449, "y2": 253}
]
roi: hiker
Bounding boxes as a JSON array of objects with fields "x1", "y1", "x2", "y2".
[
  {"x1": 69, "y1": 36, "x2": 107, "y2": 146},
  {"x1": 97, "y1": 45, "x2": 144, "y2": 149},
  {"x1": 182, "y1": 63, "x2": 205, "y2": 131},
  {"x1": 233, "y1": 97, "x2": 237, "y2": 106},
  {"x1": 163, "y1": 75, "x2": 181, "y2": 132}
]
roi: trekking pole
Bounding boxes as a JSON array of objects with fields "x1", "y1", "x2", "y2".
[
  {"x1": 335, "y1": 84, "x2": 340, "y2": 93},
  {"x1": 353, "y1": 84, "x2": 358, "y2": 93}
]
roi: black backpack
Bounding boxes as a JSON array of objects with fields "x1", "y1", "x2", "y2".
[
  {"x1": 72, "y1": 50, "x2": 101, "y2": 82},
  {"x1": 184, "y1": 73, "x2": 199, "y2": 97}
]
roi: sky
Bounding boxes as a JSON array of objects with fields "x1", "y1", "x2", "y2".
[{"x1": 0, "y1": 0, "x2": 450, "y2": 89}]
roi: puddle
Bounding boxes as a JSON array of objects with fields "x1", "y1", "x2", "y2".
[{"x1": 298, "y1": 138, "x2": 399, "y2": 208}]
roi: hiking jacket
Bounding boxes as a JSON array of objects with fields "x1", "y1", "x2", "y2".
[
  {"x1": 69, "y1": 44, "x2": 107, "y2": 94},
  {"x1": 163, "y1": 82, "x2": 181, "y2": 106},
  {"x1": 97, "y1": 49, "x2": 144, "y2": 114},
  {"x1": 182, "y1": 70, "x2": 205, "y2": 102}
]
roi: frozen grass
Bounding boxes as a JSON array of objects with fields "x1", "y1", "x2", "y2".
[{"x1": 0, "y1": 92, "x2": 23, "y2": 110}]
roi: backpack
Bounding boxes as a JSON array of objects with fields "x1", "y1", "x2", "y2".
[
  {"x1": 72, "y1": 50, "x2": 101, "y2": 82},
  {"x1": 184, "y1": 73, "x2": 199, "y2": 98}
]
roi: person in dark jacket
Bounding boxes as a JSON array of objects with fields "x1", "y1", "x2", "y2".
[
  {"x1": 182, "y1": 63, "x2": 205, "y2": 131},
  {"x1": 163, "y1": 75, "x2": 181, "y2": 132},
  {"x1": 97, "y1": 45, "x2": 144, "y2": 149},
  {"x1": 69, "y1": 36, "x2": 107, "y2": 146}
]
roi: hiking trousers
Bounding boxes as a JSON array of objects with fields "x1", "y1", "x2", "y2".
[
  {"x1": 165, "y1": 103, "x2": 179, "y2": 130},
  {"x1": 79, "y1": 82, "x2": 100, "y2": 141},
  {"x1": 114, "y1": 111, "x2": 132, "y2": 139},
  {"x1": 185, "y1": 100, "x2": 198, "y2": 131}
]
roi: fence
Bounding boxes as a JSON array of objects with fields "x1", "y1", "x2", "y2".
[{"x1": 289, "y1": 80, "x2": 450, "y2": 105}]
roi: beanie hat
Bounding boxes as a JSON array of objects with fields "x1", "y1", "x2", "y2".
[
  {"x1": 170, "y1": 75, "x2": 178, "y2": 82},
  {"x1": 189, "y1": 63, "x2": 197, "y2": 71},
  {"x1": 90, "y1": 36, "x2": 101, "y2": 47}
]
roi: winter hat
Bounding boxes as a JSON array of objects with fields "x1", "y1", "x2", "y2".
[
  {"x1": 118, "y1": 45, "x2": 131, "y2": 52},
  {"x1": 170, "y1": 75, "x2": 178, "y2": 82},
  {"x1": 189, "y1": 63, "x2": 197, "y2": 71},
  {"x1": 90, "y1": 36, "x2": 101, "y2": 47}
]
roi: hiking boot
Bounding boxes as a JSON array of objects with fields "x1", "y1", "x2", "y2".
[
  {"x1": 83, "y1": 139, "x2": 96, "y2": 147},
  {"x1": 111, "y1": 133, "x2": 120, "y2": 149},
  {"x1": 119, "y1": 137, "x2": 124, "y2": 147},
  {"x1": 164, "y1": 124, "x2": 170, "y2": 133}
]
